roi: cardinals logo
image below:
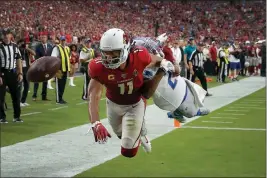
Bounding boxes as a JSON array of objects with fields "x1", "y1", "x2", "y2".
[{"x1": 108, "y1": 74, "x2": 115, "y2": 80}]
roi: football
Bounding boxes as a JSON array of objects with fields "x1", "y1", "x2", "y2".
[{"x1": 27, "y1": 56, "x2": 61, "y2": 82}]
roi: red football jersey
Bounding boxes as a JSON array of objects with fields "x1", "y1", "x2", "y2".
[{"x1": 88, "y1": 46, "x2": 152, "y2": 105}]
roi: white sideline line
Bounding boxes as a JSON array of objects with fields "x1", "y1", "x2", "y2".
[
  {"x1": 76, "y1": 101, "x2": 88, "y2": 105},
  {"x1": 233, "y1": 104, "x2": 260, "y2": 107},
  {"x1": 232, "y1": 107, "x2": 265, "y2": 110},
  {"x1": 21, "y1": 112, "x2": 42, "y2": 117},
  {"x1": 182, "y1": 126, "x2": 266, "y2": 131},
  {"x1": 240, "y1": 101, "x2": 264, "y2": 103},
  {"x1": 202, "y1": 121, "x2": 233, "y2": 124},
  {"x1": 76, "y1": 98, "x2": 106, "y2": 105},
  {"x1": 224, "y1": 109, "x2": 249, "y2": 112},
  {"x1": 245, "y1": 99, "x2": 266, "y2": 102},
  {"x1": 210, "y1": 116, "x2": 239, "y2": 119},
  {"x1": 217, "y1": 113, "x2": 245, "y2": 116},
  {"x1": 1, "y1": 76, "x2": 265, "y2": 177},
  {"x1": 48, "y1": 106, "x2": 68, "y2": 111}
]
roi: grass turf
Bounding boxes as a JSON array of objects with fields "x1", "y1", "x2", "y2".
[
  {"x1": 76, "y1": 88, "x2": 266, "y2": 177},
  {"x1": 0, "y1": 75, "x2": 244, "y2": 147}
]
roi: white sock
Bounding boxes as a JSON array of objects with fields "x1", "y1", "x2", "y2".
[
  {"x1": 48, "y1": 79, "x2": 52, "y2": 87},
  {"x1": 70, "y1": 77, "x2": 74, "y2": 85}
]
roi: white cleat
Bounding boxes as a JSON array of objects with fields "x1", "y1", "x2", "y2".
[
  {"x1": 69, "y1": 83, "x2": 76, "y2": 87},
  {"x1": 23, "y1": 103, "x2": 30, "y2": 106},
  {"x1": 20, "y1": 103, "x2": 25, "y2": 107},
  {"x1": 47, "y1": 86, "x2": 54, "y2": 89},
  {"x1": 140, "y1": 136, "x2": 152, "y2": 153}
]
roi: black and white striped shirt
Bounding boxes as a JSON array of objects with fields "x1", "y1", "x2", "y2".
[
  {"x1": 0, "y1": 42, "x2": 21, "y2": 70},
  {"x1": 189, "y1": 49, "x2": 205, "y2": 68}
]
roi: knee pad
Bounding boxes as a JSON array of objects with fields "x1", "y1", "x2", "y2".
[{"x1": 121, "y1": 146, "x2": 139, "y2": 158}]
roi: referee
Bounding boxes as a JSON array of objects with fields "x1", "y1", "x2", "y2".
[
  {"x1": 0, "y1": 29, "x2": 23, "y2": 123},
  {"x1": 188, "y1": 42, "x2": 212, "y2": 96}
]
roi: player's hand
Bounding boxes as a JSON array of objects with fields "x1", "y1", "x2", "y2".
[
  {"x1": 91, "y1": 121, "x2": 111, "y2": 144},
  {"x1": 0, "y1": 77, "x2": 3, "y2": 86},
  {"x1": 17, "y1": 74, "x2": 23, "y2": 82},
  {"x1": 160, "y1": 59, "x2": 174, "y2": 73}
]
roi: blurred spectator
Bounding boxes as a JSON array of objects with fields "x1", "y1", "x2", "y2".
[
  {"x1": 0, "y1": 1, "x2": 264, "y2": 44},
  {"x1": 79, "y1": 38, "x2": 94, "y2": 100},
  {"x1": 51, "y1": 36, "x2": 70, "y2": 104},
  {"x1": 260, "y1": 41, "x2": 266, "y2": 77},
  {"x1": 209, "y1": 41, "x2": 218, "y2": 75},
  {"x1": 69, "y1": 44, "x2": 79, "y2": 86},
  {"x1": 184, "y1": 37, "x2": 196, "y2": 79},
  {"x1": 17, "y1": 39, "x2": 36, "y2": 106},
  {"x1": 32, "y1": 33, "x2": 53, "y2": 101}
]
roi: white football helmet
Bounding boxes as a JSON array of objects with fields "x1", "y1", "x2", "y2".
[
  {"x1": 100, "y1": 28, "x2": 131, "y2": 69},
  {"x1": 156, "y1": 33, "x2": 168, "y2": 46}
]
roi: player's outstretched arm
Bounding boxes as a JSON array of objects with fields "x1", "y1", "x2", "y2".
[
  {"x1": 88, "y1": 78, "x2": 102, "y2": 124},
  {"x1": 141, "y1": 68, "x2": 165, "y2": 99},
  {"x1": 88, "y1": 79, "x2": 111, "y2": 143},
  {"x1": 141, "y1": 54, "x2": 174, "y2": 99}
]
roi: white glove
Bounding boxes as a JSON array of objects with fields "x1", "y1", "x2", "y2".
[{"x1": 160, "y1": 59, "x2": 175, "y2": 73}]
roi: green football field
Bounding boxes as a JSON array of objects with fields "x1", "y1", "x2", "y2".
[
  {"x1": 1, "y1": 75, "x2": 265, "y2": 177},
  {"x1": 76, "y1": 88, "x2": 266, "y2": 178}
]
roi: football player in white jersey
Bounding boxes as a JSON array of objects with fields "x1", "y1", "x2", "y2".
[{"x1": 133, "y1": 34, "x2": 210, "y2": 122}]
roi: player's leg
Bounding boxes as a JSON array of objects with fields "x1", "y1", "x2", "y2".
[
  {"x1": 82, "y1": 71, "x2": 87, "y2": 100},
  {"x1": 85, "y1": 72, "x2": 91, "y2": 99},
  {"x1": 176, "y1": 86, "x2": 210, "y2": 118},
  {"x1": 121, "y1": 99, "x2": 146, "y2": 158},
  {"x1": 140, "y1": 97, "x2": 151, "y2": 153},
  {"x1": 106, "y1": 99, "x2": 124, "y2": 138}
]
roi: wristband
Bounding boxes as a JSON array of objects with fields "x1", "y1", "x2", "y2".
[
  {"x1": 91, "y1": 121, "x2": 101, "y2": 127},
  {"x1": 18, "y1": 73, "x2": 23, "y2": 76}
]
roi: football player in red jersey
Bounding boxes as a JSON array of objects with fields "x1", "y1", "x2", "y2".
[{"x1": 87, "y1": 28, "x2": 175, "y2": 158}]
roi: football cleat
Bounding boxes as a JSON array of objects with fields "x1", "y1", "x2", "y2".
[
  {"x1": 140, "y1": 136, "x2": 152, "y2": 153},
  {"x1": 167, "y1": 111, "x2": 186, "y2": 123},
  {"x1": 197, "y1": 108, "x2": 210, "y2": 116}
]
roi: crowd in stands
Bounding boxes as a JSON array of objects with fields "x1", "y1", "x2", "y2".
[{"x1": 0, "y1": 0, "x2": 266, "y2": 44}]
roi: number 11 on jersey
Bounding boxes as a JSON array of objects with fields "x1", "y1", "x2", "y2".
[{"x1": 118, "y1": 81, "x2": 133, "y2": 95}]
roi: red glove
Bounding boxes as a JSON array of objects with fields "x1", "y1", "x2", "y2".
[{"x1": 92, "y1": 121, "x2": 111, "y2": 144}]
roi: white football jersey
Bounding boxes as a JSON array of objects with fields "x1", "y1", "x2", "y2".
[{"x1": 153, "y1": 73, "x2": 187, "y2": 112}]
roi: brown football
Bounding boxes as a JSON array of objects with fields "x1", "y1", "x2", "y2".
[{"x1": 27, "y1": 56, "x2": 61, "y2": 82}]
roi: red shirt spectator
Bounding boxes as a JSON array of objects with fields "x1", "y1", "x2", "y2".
[{"x1": 209, "y1": 42, "x2": 217, "y2": 61}]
